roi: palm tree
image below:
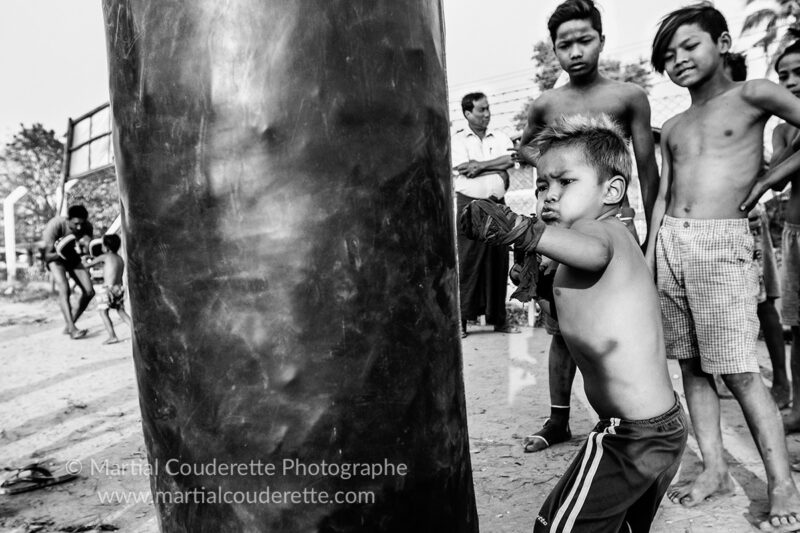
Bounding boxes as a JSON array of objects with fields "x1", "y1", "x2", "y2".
[{"x1": 741, "y1": 0, "x2": 800, "y2": 69}]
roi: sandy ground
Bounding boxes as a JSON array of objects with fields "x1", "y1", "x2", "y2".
[{"x1": 1, "y1": 288, "x2": 799, "y2": 532}]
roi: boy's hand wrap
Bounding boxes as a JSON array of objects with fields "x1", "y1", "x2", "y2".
[
  {"x1": 508, "y1": 252, "x2": 541, "y2": 303},
  {"x1": 459, "y1": 199, "x2": 546, "y2": 253}
]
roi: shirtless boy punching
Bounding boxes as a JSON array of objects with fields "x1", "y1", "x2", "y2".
[{"x1": 462, "y1": 114, "x2": 686, "y2": 532}]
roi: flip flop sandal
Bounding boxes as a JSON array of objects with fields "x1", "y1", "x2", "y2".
[
  {"x1": 1, "y1": 462, "x2": 78, "y2": 495},
  {"x1": 523, "y1": 419, "x2": 571, "y2": 453}
]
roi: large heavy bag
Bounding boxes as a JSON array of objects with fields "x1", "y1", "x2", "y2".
[{"x1": 102, "y1": 1, "x2": 477, "y2": 532}]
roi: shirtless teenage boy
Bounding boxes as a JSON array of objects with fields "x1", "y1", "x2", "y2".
[
  {"x1": 516, "y1": 0, "x2": 659, "y2": 453},
  {"x1": 649, "y1": 4, "x2": 800, "y2": 529},
  {"x1": 462, "y1": 114, "x2": 685, "y2": 532}
]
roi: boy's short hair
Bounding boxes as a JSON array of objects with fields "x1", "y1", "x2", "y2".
[
  {"x1": 726, "y1": 52, "x2": 747, "y2": 81},
  {"x1": 775, "y1": 41, "x2": 800, "y2": 73},
  {"x1": 532, "y1": 114, "x2": 631, "y2": 190},
  {"x1": 461, "y1": 92, "x2": 486, "y2": 114},
  {"x1": 547, "y1": 0, "x2": 603, "y2": 43},
  {"x1": 651, "y1": 2, "x2": 729, "y2": 74},
  {"x1": 67, "y1": 204, "x2": 88, "y2": 220},
  {"x1": 103, "y1": 234, "x2": 122, "y2": 253}
]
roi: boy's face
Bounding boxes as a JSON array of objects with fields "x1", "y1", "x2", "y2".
[
  {"x1": 777, "y1": 53, "x2": 800, "y2": 97},
  {"x1": 553, "y1": 19, "x2": 604, "y2": 78},
  {"x1": 535, "y1": 145, "x2": 607, "y2": 229},
  {"x1": 662, "y1": 23, "x2": 730, "y2": 88}
]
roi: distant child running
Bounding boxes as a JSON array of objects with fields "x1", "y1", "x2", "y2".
[
  {"x1": 649, "y1": 4, "x2": 800, "y2": 529},
  {"x1": 85, "y1": 234, "x2": 131, "y2": 345},
  {"x1": 461, "y1": 114, "x2": 686, "y2": 532}
]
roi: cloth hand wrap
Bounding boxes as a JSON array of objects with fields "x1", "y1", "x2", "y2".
[{"x1": 459, "y1": 199, "x2": 547, "y2": 253}]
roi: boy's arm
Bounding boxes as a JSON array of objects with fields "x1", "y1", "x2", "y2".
[
  {"x1": 644, "y1": 119, "x2": 675, "y2": 274},
  {"x1": 535, "y1": 219, "x2": 614, "y2": 272},
  {"x1": 741, "y1": 80, "x2": 800, "y2": 209},
  {"x1": 84, "y1": 254, "x2": 105, "y2": 269},
  {"x1": 628, "y1": 88, "x2": 660, "y2": 230},
  {"x1": 516, "y1": 97, "x2": 548, "y2": 166},
  {"x1": 768, "y1": 125, "x2": 793, "y2": 190},
  {"x1": 41, "y1": 218, "x2": 61, "y2": 263}
]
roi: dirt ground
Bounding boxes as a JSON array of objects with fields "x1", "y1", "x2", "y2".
[{"x1": 1, "y1": 284, "x2": 799, "y2": 532}]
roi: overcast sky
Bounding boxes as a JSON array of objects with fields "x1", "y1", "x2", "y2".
[{"x1": 0, "y1": 0, "x2": 750, "y2": 144}]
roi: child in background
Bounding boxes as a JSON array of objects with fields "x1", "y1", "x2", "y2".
[{"x1": 85, "y1": 234, "x2": 132, "y2": 345}]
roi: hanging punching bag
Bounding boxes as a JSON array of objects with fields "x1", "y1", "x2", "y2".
[{"x1": 102, "y1": 1, "x2": 477, "y2": 531}]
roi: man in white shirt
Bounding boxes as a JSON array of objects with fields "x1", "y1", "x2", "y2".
[{"x1": 452, "y1": 92, "x2": 520, "y2": 338}]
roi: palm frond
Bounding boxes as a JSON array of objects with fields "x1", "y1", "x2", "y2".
[{"x1": 741, "y1": 9, "x2": 779, "y2": 33}]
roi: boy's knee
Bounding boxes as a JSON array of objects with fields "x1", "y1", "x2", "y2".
[
  {"x1": 53, "y1": 281, "x2": 70, "y2": 297},
  {"x1": 720, "y1": 372, "x2": 758, "y2": 392}
]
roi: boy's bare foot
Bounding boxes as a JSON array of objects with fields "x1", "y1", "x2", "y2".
[
  {"x1": 783, "y1": 413, "x2": 800, "y2": 433},
  {"x1": 758, "y1": 482, "x2": 800, "y2": 531},
  {"x1": 772, "y1": 385, "x2": 792, "y2": 410},
  {"x1": 102, "y1": 337, "x2": 120, "y2": 345},
  {"x1": 69, "y1": 329, "x2": 88, "y2": 340},
  {"x1": 667, "y1": 470, "x2": 734, "y2": 506}
]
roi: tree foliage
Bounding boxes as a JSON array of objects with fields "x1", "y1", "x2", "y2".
[
  {"x1": 0, "y1": 124, "x2": 64, "y2": 248},
  {"x1": 741, "y1": 0, "x2": 800, "y2": 69},
  {"x1": 515, "y1": 40, "x2": 653, "y2": 131},
  {"x1": 0, "y1": 123, "x2": 121, "y2": 253},
  {"x1": 66, "y1": 168, "x2": 120, "y2": 235}
]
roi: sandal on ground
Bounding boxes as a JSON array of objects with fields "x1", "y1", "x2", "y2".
[
  {"x1": 523, "y1": 419, "x2": 571, "y2": 453},
  {"x1": 1, "y1": 462, "x2": 78, "y2": 495}
]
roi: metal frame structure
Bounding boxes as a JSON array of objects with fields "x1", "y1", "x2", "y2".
[{"x1": 57, "y1": 102, "x2": 114, "y2": 215}]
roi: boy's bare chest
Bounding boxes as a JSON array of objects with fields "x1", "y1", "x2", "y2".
[
  {"x1": 669, "y1": 104, "x2": 760, "y2": 157},
  {"x1": 545, "y1": 95, "x2": 629, "y2": 131}
]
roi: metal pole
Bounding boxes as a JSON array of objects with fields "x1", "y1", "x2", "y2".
[{"x1": 4, "y1": 186, "x2": 28, "y2": 282}]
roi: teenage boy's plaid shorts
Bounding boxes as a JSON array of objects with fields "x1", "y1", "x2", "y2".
[{"x1": 656, "y1": 215, "x2": 759, "y2": 375}]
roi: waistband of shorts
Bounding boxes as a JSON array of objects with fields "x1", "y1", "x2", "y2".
[
  {"x1": 785, "y1": 221, "x2": 800, "y2": 233},
  {"x1": 605, "y1": 392, "x2": 683, "y2": 428},
  {"x1": 662, "y1": 214, "x2": 748, "y2": 231}
]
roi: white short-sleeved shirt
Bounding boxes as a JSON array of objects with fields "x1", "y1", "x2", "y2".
[{"x1": 451, "y1": 127, "x2": 513, "y2": 200}]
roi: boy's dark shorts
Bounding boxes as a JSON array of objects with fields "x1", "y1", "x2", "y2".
[{"x1": 534, "y1": 395, "x2": 687, "y2": 533}]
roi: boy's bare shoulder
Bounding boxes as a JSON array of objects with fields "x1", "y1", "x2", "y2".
[
  {"x1": 533, "y1": 86, "x2": 560, "y2": 110},
  {"x1": 661, "y1": 112, "x2": 686, "y2": 138},
  {"x1": 606, "y1": 78, "x2": 647, "y2": 96},
  {"x1": 571, "y1": 217, "x2": 616, "y2": 241},
  {"x1": 739, "y1": 79, "x2": 783, "y2": 110}
]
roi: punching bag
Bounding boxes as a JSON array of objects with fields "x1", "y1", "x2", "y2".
[{"x1": 102, "y1": 1, "x2": 477, "y2": 531}]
